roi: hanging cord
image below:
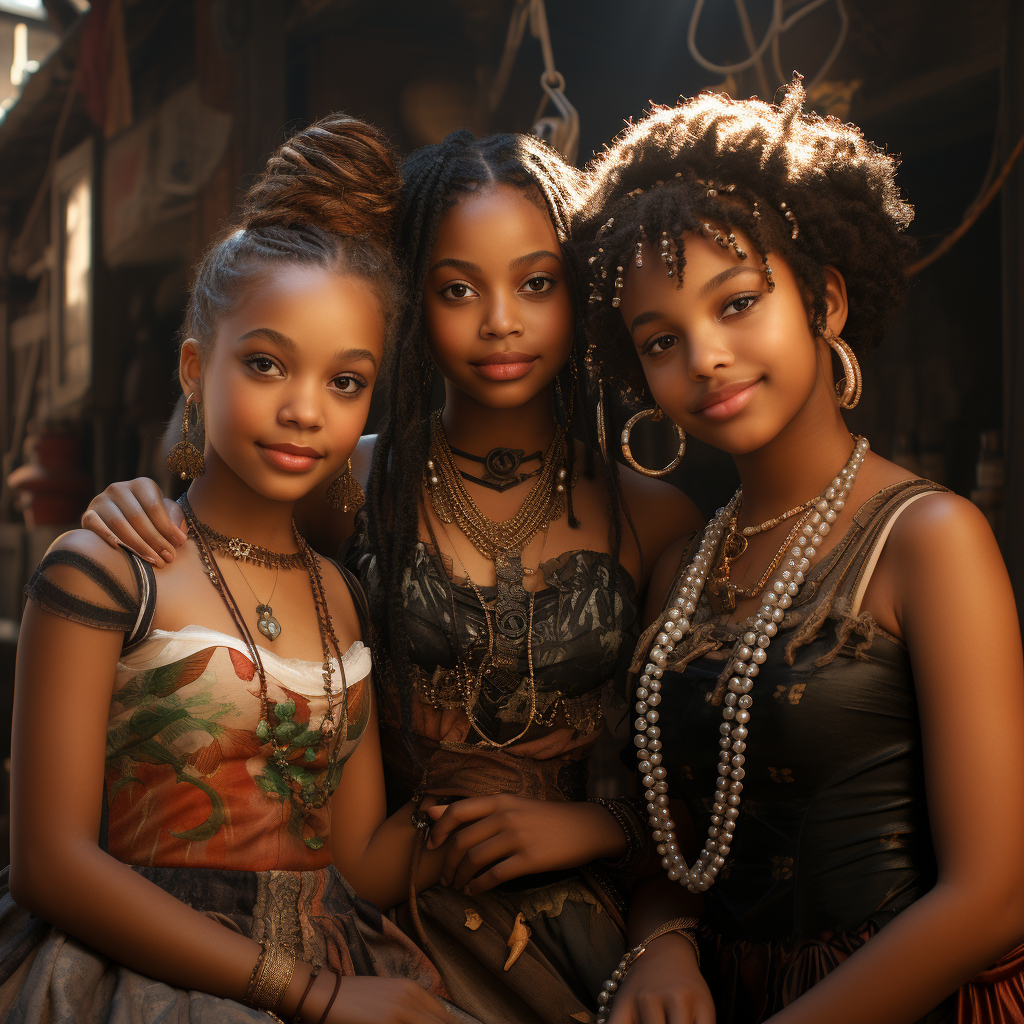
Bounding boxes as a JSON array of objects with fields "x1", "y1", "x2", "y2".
[
  {"x1": 489, "y1": 0, "x2": 579, "y2": 163},
  {"x1": 688, "y1": 0, "x2": 848, "y2": 93}
]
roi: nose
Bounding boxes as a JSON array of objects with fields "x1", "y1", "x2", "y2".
[
  {"x1": 688, "y1": 328, "x2": 735, "y2": 380},
  {"x1": 278, "y1": 378, "x2": 325, "y2": 431},
  {"x1": 479, "y1": 288, "x2": 524, "y2": 341}
]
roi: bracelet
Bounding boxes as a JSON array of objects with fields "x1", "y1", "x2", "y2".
[
  {"x1": 291, "y1": 963, "x2": 321, "y2": 1023},
  {"x1": 589, "y1": 796, "x2": 650, "y2": 874},
  {"x1": 316, "y1": 971, "x2": 343, "y2": 1024},
  {"x1": 246, "y1": 941, "x2": 297, "y2": 1014},
  {"x1": 595, "y1": 917, "x2": 702, "y2": 1024}
]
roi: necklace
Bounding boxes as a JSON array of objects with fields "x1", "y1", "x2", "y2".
[
  {"x1": 233, "y1": 562, "x2": 282, "y2": 641},
  {"x1": 633, "y1": 437, "x2": 868, "y2": 893},
  {"x1": 425, "y1": 411, "x2": 567, "y2": 691},
  {"x1": 446, "y1": 441, "x2": 543, "y2": 492},
  {"x1": 179, "y1": 495, "x2": 350, "y2": 850},
  {"x1": 193, "y1": 522, "x2": 306, "y2": 570}
]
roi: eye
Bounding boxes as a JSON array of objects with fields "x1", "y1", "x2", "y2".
[
  {"x1": 520, "y1": 274, "x2": 555, "y2": 294},
  {"x1": 440, "y1": 281, "x2": 478, "y2": 300},
  {"x1": 640, "y1": 334, "x2": 679, "y2": 357},
  {"x1": 244, "y1": 354, "x2": 282, "y2": 376},
  {"x1": 722, "y1": 293, "x2": 760, "y2": 318},
  {"x1": 330, "y1": 374, "x2": 367, "y2": 396}
]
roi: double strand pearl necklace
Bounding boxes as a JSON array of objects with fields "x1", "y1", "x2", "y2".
[{"x1": 634, "y1": 436, "x2": 869, "y2": 893}]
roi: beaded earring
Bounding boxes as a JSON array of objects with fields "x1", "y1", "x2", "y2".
[
  {"x1": 779, "y1": 201, "x2": 799, "y2": 240},
  {"x1": 326, "y1": 459, "x2": 365, "y2": 512},
  {"x1": 612, "y1": 265, "x2": 625, "y2": 307},
  {"x1": 165, "y1": 393, "x2": 205, "y2": 481}
]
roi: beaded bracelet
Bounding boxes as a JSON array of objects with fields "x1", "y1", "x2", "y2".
[
  {"x1": 595, "y1": 916, "x2": 701, "y2": 1024},
  {"x1": 590, "y1": 796, "x2": 651, "y2": 874}
]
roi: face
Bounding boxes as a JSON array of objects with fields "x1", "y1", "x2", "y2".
[
  {"x1": 182, "y1": 264, "x2": 383, "y2": 501},
  {"x1": 617, "y1": 228, "x2": 846, "y2": 455},
  {"x1": 422, "y1": 184, "x2": 574, "y2": 409}
]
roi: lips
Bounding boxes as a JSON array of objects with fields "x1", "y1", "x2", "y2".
[
  {"x1": 692, "y1": 378, "x2": 763, "y2": 420},
  {"x1": 471, "y1": 351, "x2": 539, "y2": 382},
  {"x1": 257, "y1": 442, "x2": 324, "y2": 472}
]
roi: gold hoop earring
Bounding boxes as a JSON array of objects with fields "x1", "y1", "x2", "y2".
[
  {"x1": 166, "y1": 393, "x2": 205, "y2": 480},
  {"x1": 326, "y1": 459, "x2": 365, "y2": 512},
  {"x1": 825, "y1": 329, "x2": 862, "y2": 410},
  {"x1": 620, "y1": 407, "x2": 686, "y2": 477}
]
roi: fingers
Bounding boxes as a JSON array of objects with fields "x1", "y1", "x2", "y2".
[
  {"x1": 438, "y1": 818, "x2": 503, "y2": 886},
  {"x1": 109, "y1": 485, "x2": 181, "y2": 565},
  {"x1": 82, "y1": 497, "x2": 165, "y2": 565},
  {"x1": 461, "y1": 852, "x2": 531, "y2": 895},
  {"x1": 426, "y1": 796, "x2": 496, "y2": 850},
  {"x1": 80, "y1": 508, "x2": 123, "y2": 552},
  {"x1": 449, "y1": 835, "x2": 517, "y2": 892},
  {"x1": 127, "y1": 478, "x2": 186, "y2": 552}
]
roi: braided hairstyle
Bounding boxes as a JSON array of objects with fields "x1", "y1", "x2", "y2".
[
  {"x1": 184, "y1": 113, "x2": 404, "y2": 357},
  {"x1": 365, "y1": 130, "x2": 632, "y2": 748},
  {"x1": 574, "y1": 78, "x2": 915, "y2": 397}
]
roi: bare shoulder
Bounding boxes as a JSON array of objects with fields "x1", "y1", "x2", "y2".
[
  {"x1": 316, "y1": 555, "x2": 364, "y2": 644},
  {"x1": 887, "y1": 489, "x2": 996, "y2": 567},
  {"x1": 42, "y1": 530, "x2": 138, "y2": 589},
  {"x1": 643, "y1": 532, "x2": 697, "y2": 625},
  {"x1": 350, "y1": 434, "x2": 378, "y2": 489},
  {"x1": 615, "y1": 461, "x2": 704, "y2": 561}
]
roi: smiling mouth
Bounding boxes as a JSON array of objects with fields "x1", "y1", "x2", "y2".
[
  {"x1": 471, "y1": 351, "x2": 539, "y2": 381},
  {"x1": 257, "y1": 442, "x2": 324, "y2": 472},
  {"x1": 692, "y1": 378, "x2": 763, "y2": 420}
]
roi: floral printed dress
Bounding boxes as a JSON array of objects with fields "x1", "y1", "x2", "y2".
[{"x1": 0, "y1": 546, "x2": 457, "y2": 1024}]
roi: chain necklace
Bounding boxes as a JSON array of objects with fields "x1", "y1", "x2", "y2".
[
  {"x1": 425, "y1": 411, "x2": 567, "y2": 692},
  {"x1": 633, "y1": 437, "x2": 868, "y2": 893},
  {"x1": 179, "y1": 495, "x2": 350, "y2": 850},
  {"x1": 194, "y1": 522, "x2": 306, "y2": 570},
  {"x1": 231, "y1": 562, "x2": 282, "y2": 641}
]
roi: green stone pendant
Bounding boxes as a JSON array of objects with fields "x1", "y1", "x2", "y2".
[{"x1": 256, "y1": 604, "x2": 281, "y2": 641}]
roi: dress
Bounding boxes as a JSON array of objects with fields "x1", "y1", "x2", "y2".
[
  {"x1": 349, "y1": 528, "x2": 640, "y2": 1024},
  {"x1": 635, "y1": 480, "x2": 1024, "y2": 1024},
  {"x1": 0, "y1": 546, "x2": 460, "y2": 1024}
]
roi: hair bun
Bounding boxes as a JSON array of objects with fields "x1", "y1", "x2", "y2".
[{"x1": 242, "y1": 113, "x2": 401, "y2": 247}]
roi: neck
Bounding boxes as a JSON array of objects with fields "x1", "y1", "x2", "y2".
[
  {"x1": 732, "y1": 390, "x2": 855, "y2": 527},
  {"x1": 184, "y1": 452, "x2": 300, "y2": 553},
  {"x1": 440, "y1": 381, "x2": 558, "y2": 456}
]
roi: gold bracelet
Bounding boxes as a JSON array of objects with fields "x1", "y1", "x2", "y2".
[
  {"x1": 248, "y1": 941, "x2": 297, "y2": 1013},
  {"x1": 639, "y1": 916, "x2": 701, "y2": 967},
  {"x1": 243, "y1": 943, "x2": 266, "y2": 1005}
]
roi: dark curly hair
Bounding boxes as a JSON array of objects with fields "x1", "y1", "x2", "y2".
[
  {"x1": 574, "y1": 78, "x2": 915, "y2": 397},
  {"x1": 365, "y1": 130, "x2": 635, "y2": 750}
]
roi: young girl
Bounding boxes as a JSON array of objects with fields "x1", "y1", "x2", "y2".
[
  {"x1": 80, "y1": 129, "x2": 703, "y2": 1024},
  {"x1": 574, "y1": 81, "x2": 1024, "y2": 1024},
  {"x1": 0, "y1": 115, "x2": 461, "y2": 1024}
]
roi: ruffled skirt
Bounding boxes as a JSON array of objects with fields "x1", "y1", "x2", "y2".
[{"x1": 0, "y1": 863, "x2": 467, "y2": 1023}]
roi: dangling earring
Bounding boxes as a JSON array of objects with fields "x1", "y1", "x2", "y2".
[
  {"x1": 824, "y1": 328, "x2": 863, "y2": 410},
  {"x1": 620, "y1": 407, "x2": 686, "y2": 477},
  {"x1": 166, "y1": 393, "x2": 205, "y2": 481},
  {"x1": 326, "y1": 459, "x2": 365, "y2": 512}
]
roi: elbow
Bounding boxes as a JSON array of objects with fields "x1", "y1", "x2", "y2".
[{"x1": 8, "y1": 857, "x2": 49, "y2": 918}]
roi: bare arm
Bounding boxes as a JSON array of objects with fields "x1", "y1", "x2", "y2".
[{"x1": 763, "y1": 495, "x2": 1024, "y2": 1023}]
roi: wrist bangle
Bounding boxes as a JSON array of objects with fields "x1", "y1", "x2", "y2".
[
  {"x1": 316, "y1": 971, "x2": 343, "y2": 1024},
  {"x1": 246, "y1": 941, "x2": 296, "y2": 1014},
  {"x1": 291, "y1": 963, "x2": 321, "y2": 1023},
  {"x1": 589, "y1": 796, "x2": 651, "y2": 873}
]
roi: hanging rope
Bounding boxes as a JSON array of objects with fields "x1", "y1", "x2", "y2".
[{"x1": 489, "y1": 0, "x2": 579, "y2": 164}]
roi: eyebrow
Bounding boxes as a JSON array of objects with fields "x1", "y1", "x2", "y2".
[
  {"x1": 237, "y1": 329, "x2": 377, "y2": 368},
  {"x1": 427, "y1": 249, "x2": 562, "y2": 276},
  {"x1": 699, "y1": 265, "x2": 763, "y2": 298}
]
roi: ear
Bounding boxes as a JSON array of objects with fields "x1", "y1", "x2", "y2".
[
  {"x1": 178, "y1": 338, "x2": 203, "y2": 401},
  {"x1": 822, "y1": 266, "x2": 848, "y2": 337}
]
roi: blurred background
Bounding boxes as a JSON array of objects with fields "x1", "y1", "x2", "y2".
[{"x1": 0, "y1": 0, "x2": 1018, "y2": 842}]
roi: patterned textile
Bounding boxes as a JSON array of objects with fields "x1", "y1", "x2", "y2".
[{"x1": 640, "y1": 481, "x2": 1024, "y2": 1022}]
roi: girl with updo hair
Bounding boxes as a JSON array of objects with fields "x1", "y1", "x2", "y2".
[
  {"x1": 574, "y1": 79, "x2": 1024, "y2": 1024},
  {"x1": 0, "y1": 114, "x2": 467, "y2": 1024}
]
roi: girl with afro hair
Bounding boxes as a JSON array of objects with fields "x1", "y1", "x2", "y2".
[{"x1": 573, "y1": 78, "x2": 1024, "y2": 1024}]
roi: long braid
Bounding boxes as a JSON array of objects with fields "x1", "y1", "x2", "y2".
[{"x1": 364, "y1": 130, "x2": 630, "y2": 755}]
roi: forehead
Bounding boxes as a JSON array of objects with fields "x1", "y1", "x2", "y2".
[{"x1": 431, "y1": 184, "x2": 559, "y2": 258}]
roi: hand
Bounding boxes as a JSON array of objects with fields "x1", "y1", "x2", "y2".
[
  {"x1": 317, "y1": 975, "x2": 451, "y2": 1024},
  {"x1": 81, "y1": 478, "x2": 187, "y2": 567},
  {"x1": 608, "y1": 934, "x2": 716, "y2": 1024},
  {"x1": 424, "y1": 794, "x2": 627, "y2": 895}
]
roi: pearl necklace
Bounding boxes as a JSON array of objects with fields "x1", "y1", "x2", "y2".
[{"x1": 633, "y1": 436, "x2": 869, "y2": 892}]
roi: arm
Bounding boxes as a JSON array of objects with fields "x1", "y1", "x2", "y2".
[{"x1": 762, "y1": 494, "x2": 1024, "y2": 1023}]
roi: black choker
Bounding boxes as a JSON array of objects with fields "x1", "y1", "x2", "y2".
[{"x1": 448, "y1": 442, "x2": 543, "y2": 493}]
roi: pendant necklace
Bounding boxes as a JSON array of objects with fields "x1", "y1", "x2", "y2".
[{"x1": 234, "y1": 562, "x2": 282, "y2": 641}]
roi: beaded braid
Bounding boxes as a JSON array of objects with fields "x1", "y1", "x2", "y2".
[
  {"x1": 574, "y1": 77, "x2": 916, "y2": 402},
  {"x1": 365, "y1": 130, "x2": 634, "y2": 754}
]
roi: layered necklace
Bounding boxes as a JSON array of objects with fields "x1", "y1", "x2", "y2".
[
  {"x1": 633, "y1": 437, "x2": 868, "y2": 892},
  {"x1": 179, "y1": 496, "x2": 350, "y2": 849},
  {"x1": 424, "y1": 411, "x2": 568, "y2": 742}
]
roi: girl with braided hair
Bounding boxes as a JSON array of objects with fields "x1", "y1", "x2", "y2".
[
  {"x1": 80, "y1": 128, "x2": 702, "y2": 1023},
  {"x1": 0, "y1": 114, "x2": 466, "y2": 1024},
  {"x1": 574, "y1": 79, "x2": 1024, "y2": 1024}
]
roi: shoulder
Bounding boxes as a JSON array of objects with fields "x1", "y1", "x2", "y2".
[
  {"x1": 316, "y1": 554, "x2": 366, "y2": 643},
  {"x1": 614, "y1": 461, "x2": 704, "y2": 560},
  {"x1": 350, "y1": 434, "x2": 378, "y2": 489},
  {"x1": 886, "y1": 488, "x2": 993, "y2": 564},
  {"x1": 643, "y1": 531, "x2": 697, "y2": 625},
  {"x1": 41, "y1": 530, "x2": 139, "y2": 592}
]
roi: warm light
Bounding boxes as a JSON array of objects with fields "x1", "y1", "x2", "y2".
[{"x1": 11, "y1": 23, "x2": 27, "y2": 87}]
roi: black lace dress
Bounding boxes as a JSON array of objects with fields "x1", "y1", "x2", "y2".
[{"x1": 348, "y1": 527, "x2": 640, "y2": 1024}]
